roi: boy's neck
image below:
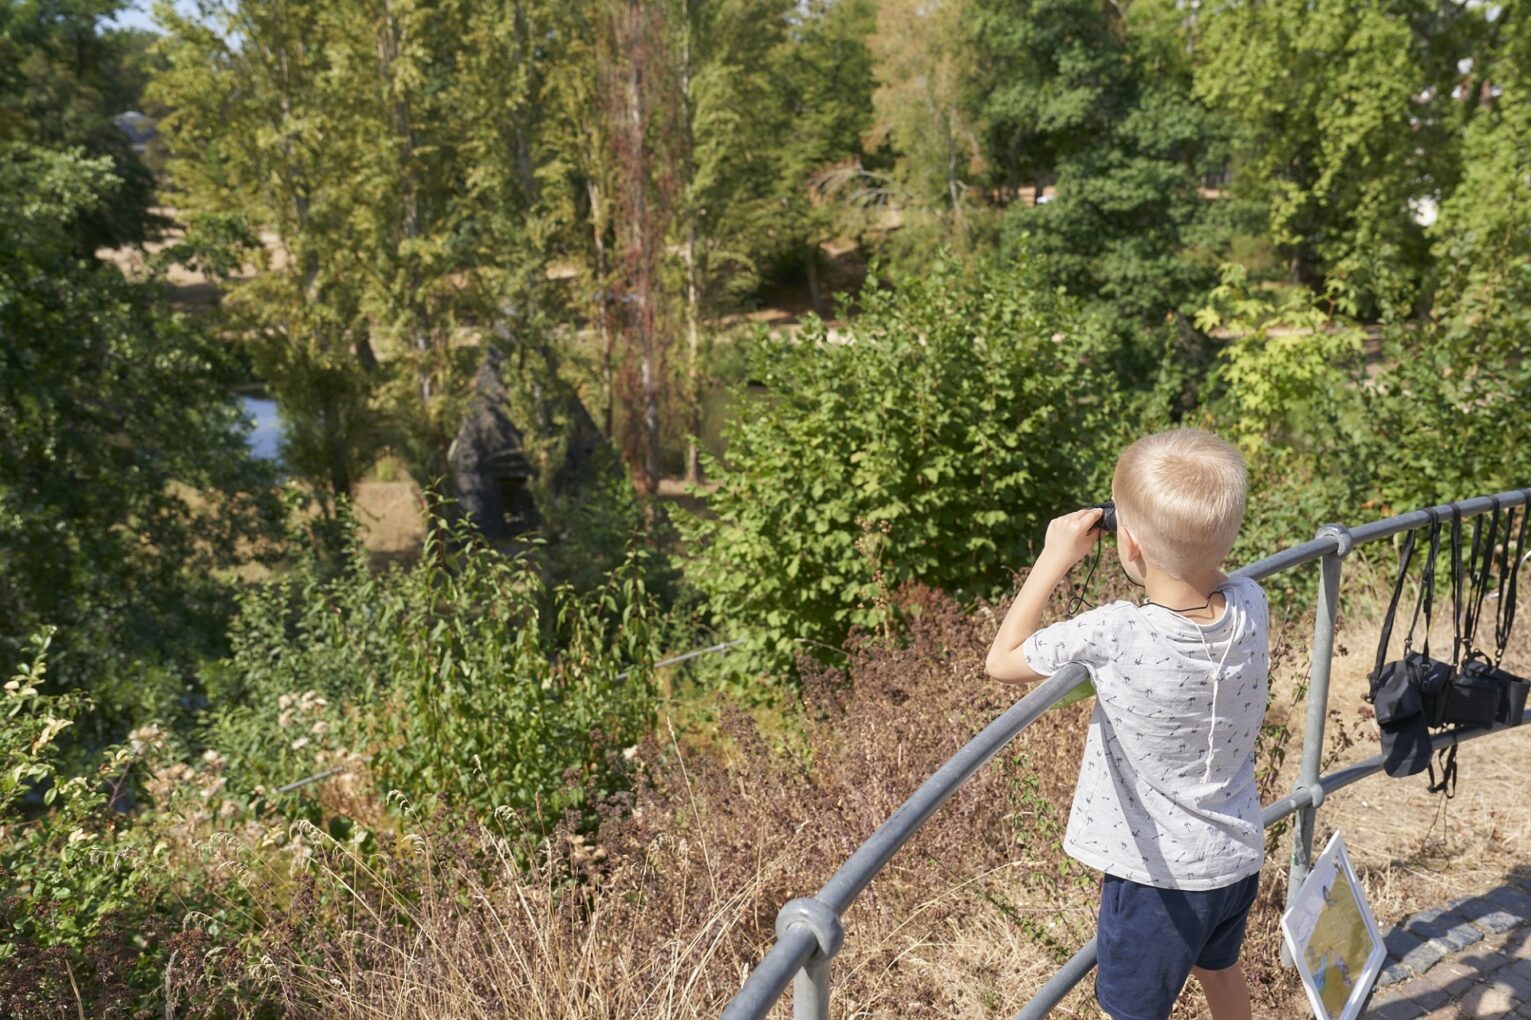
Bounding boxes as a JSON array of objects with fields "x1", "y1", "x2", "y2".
[{"x1": 1142, "y1": 566, "x2": 1228, "y2": 619}]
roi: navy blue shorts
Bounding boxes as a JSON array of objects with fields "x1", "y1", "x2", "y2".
[{"x1": 1094, "y1": 871, "x2": 1259, "y2": 1020}]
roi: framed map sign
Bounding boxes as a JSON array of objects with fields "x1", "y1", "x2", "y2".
[{"x1": 1281, "y1": 831, "x2": 1387, "y2": 1020}]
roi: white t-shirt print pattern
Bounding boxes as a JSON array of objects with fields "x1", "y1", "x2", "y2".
[{"x1": 1022, "y1": 575, "x2": 1269, "y2": 891}]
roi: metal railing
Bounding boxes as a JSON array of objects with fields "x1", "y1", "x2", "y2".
[{"x1": 721, "y1": 487, "x2": 1531, "y2": 1020}]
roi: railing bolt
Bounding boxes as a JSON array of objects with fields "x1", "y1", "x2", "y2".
[
  {"x1": 1292, "y1": 780, "x2": 1326, "y2": 810},
  {"x1": 775, "y1": 897, "x2": 844, "y2": 960},
  {"x1": 1317, "y1": 522, "x2": 1354, "y2": 559}
]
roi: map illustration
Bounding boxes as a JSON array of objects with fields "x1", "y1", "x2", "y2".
[{"x1": 1282, "y1": 832, "x2": 1386, "y2": 1020}]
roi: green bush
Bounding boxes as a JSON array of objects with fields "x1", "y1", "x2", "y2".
[
  {"x1": 1194, "y1": 264, "x2": 1531, "y2": 558},
  {"x1": 0, "y1": 631, "x2": 171, "y2": 1011},
  {"x1": 201, "y1": 515, "x2": 662, "y2": 828},
  {"x1": 1192, "y1": 265, "x2": 1376, "y2": 560},
  {"x1": 679, "y1": 254, "x2": 1125, "y2": 666}
]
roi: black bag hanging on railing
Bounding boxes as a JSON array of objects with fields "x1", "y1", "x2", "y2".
[
  {"x1": 1368, "y1": 523, "x2": 1436, "y2": 778},
  {"x1": 1426, "y1": 508, "x2": 1502, "y2": 730},
  {"x1": 1369, "y1": 504, "x2": 1531, "y2": 789},
  {"x1": 1461, "y1": 502, "x2": 1531, "y2": 726}
]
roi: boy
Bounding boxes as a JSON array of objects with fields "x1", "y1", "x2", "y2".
[{"x1": 986, "y1": 429, "x2": 1267, "y2": 1020}]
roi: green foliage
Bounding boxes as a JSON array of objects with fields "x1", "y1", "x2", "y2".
[
  {"x1": 0, "y1": 0, "x2": 158, "y2": 250},
  {"x1": 202, "y1": 515, "x2": 661, "y2": 827},
  {"x1": 1193, "y1": 259, "x2": 1531, "y2": 558},
  {"x1": 1366, "y1": 319, "x2": 1531, "y2": 513},
  {"x1": 1195, "y1": 0, "x2": 1486, "y2": 316},
  {"x1": 0, "y1": 143, "x2": 281, "y2": 716},
  {"x1": 680, "y1": 254, "x2": 1124, "y2": 664},
  {"x1": 1397, "y1": 13, "x2": 1531, "y2": 509},
  {"x1": 973, "y1": 0, "x2": 1230, "y2": 325},
  {"x1": 864, "y1": 0, "x2": 983, "y2": 245},
  {"x1": 0, "y1": 632, "x2": 164, "y2": 993},
  {"x1": 769, "y1": 0, "x2": 879, "y2": 258},
  {"x1": 1193, "y1": 265, "x2": 1374, "y2": 559},
  {"x1": 1429, "y1": 6, "x2": 1531, "y2": 327}
]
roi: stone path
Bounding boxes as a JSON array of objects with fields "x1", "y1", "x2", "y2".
[{"x1": 1365, "y1": 881, "x2": 1531, "y2": 1018}]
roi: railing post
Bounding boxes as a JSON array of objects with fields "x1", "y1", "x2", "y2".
[
  {"x1": 1283, "y1": 525, "x2": 1348, "y2": 965},
  {"x1": 793, "y1": 958, "x2": 830, "y2": 1020}
]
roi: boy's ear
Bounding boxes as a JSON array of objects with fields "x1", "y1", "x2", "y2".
[
  {"x1": 1117, "y1": 521, "x2": 1139, "y2": 561},
  {"x1": 1117, "y1": 522, "x2": 1151, "y2": 579}
]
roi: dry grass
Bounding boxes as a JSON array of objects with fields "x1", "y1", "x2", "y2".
[{"x1": 167, "y1": 557, "x2": 1531, "y2": 1019}]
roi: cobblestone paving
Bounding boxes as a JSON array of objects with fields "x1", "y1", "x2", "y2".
[{"x1": 1364, "y1": 882, "x2": 1531, "y2": 1019}]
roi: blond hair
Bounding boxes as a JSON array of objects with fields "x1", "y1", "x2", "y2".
[{"x1": 1111, "y1": 429, "x2": 1247, "y2": 579}]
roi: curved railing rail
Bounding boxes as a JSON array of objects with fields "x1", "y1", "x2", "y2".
[{"x1": 721, "y1": 487, "x2": 1531, "y2": 1020}]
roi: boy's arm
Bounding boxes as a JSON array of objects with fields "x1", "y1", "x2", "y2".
[{"x1": 985, "y1": 506, "x2": 1104, "y2": 684}]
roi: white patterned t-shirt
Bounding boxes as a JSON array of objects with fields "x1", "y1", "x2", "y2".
[{"x1": 1022, "y1": 575, "x2": 1269, "y2": 890}]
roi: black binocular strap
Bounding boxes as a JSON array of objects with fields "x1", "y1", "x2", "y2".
[
  {"x1": 1428, "y1": 738, "x2": 1458, "y2": 798},
  {"x1": 1450, "y1": 509, "x2": 1465, "y2": 663},
  {"x1": 1371, "y1": 526, "x2": 1419, "y2": 699},
  {"x1": 1460, "y1": 501, "x2": 1501, "y2": 658},
  {"x1": 1405, "y1": 512, "x2": 1444, "y2": 661},
  {"x1": 1495, "y1": 505, "x2": 1528, "y2": 666}
]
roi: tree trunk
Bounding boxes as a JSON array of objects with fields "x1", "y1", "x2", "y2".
[
  {"x1": 627, "y1": 0, "x2": 659, "y2": 495},
  {"x1": 683, "y1": 218, "x2": 701, "y2": 483},
  {"x1": 805, "y1": 242, "x2": 824, "y2": 317},
  {"x1": 678, "y1": 9, "x2": 701, "y2": 485},
  {"x1": 589, "y1": 177, "x2": 615, "y2": 438}
]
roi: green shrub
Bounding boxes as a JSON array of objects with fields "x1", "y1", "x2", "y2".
[
  {"x1": 1192, "y1": 265, "x2": 1376, "y2": 560},
  {"x1": 1194, "y1": 264, "x2": 1531, "y2": 559},
  {"x1": 0, "y1": 631, "x2": 172, "y2": 1011},
  {"x1": 679, "y1": 254, "x2": 1125, "y2": 666},
  {"x1": 201, "y1": 514, "x2": 662, "y2": 828}
]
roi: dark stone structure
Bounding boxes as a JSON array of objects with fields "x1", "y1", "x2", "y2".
[
  {"x1": 447, "y1": 344, "x2": 608, "y2": 543},
  {"x1": 448, "y1": 346, "x2": 536, "y2": 540}
]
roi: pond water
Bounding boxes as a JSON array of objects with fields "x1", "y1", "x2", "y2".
[{"x1": 240, "y1": 395, "x2": 282, "y2": 462}]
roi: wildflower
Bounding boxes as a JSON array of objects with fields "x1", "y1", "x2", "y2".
[{"x1": 128, "y1": 724, "x2": 165, "y2": 755}]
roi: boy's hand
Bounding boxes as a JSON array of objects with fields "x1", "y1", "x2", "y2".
[{"x1": 1040, "y1": 507, "x2": 1104, "y2": 570}]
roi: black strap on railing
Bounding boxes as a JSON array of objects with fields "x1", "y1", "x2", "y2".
[
  {"x1": 1405, "y1": 510, "x2": 1444, "y2": 661},
  {"x1": 1496, "y1": 506, "x2": 1527, "y2": 666},
  {"x1": 1461, "y1": 499, "x2": 1499, "y2": 656},
  {"x1": 1370, "y1": 527, "x2": 1417, "y2": 698},
  {"x1": 1450, "y1": 507, "x2": 1465, "y2": 662}
]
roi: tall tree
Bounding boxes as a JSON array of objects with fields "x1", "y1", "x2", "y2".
[
  {"x1": 1195, "y1": 0, "x2": 1487, "y2": 316},
  {"x1": 153, "y1": 0, "x2": 560, "y2": 511},
  {"x1": 0, "y1": 143, "x2": 279, "y2": 712},
  {"x1": 0, "y1": 0, "x2": 159, "y2": 249},
  {"x1": 773, "y1": 0, "x2": 879, "y2": 313},
  {"x1": 1430, "y1": 0, "x2": 1531, "y2": 325},
  {"x1": 864, "y1": 0, "x2": 981, "y2": 246},
  {"x1": 603, "y1": 0, "x2": 678, "y2": 494},
  {"x1": 670, "y1": 0, "x2": 794, "y2": 481},
  {"x1": 152, "y1": 0, "x2": 382, "y2": 514},
  {"x1": 969, "y1": 0, "x2": 1229, "y2": 326}
]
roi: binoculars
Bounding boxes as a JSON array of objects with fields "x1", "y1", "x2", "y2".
[{"x1": 1092, "y1": 500, "x2": 1117, "y2": 533}]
